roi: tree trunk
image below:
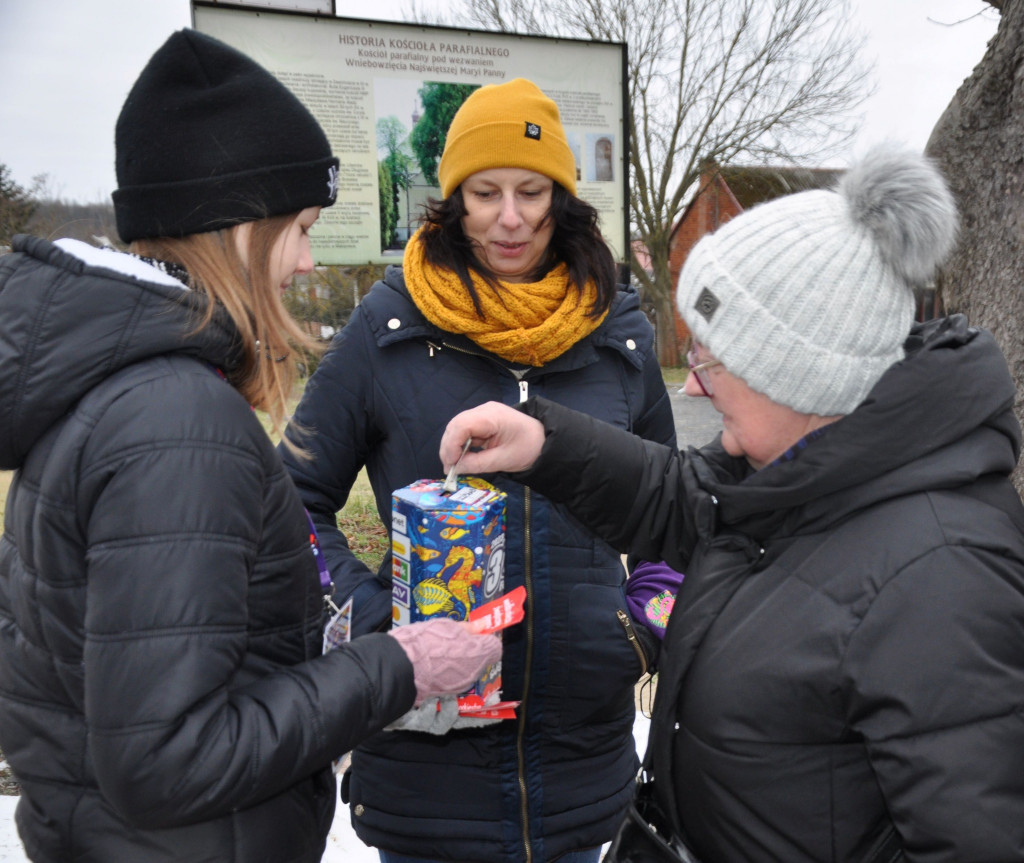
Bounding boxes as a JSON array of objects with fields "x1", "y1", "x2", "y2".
[
  {"x1": 643, "y1": 239, "x2": 685, "y2": 367},
  {"x1": 654, "y1": 290, "x2": 683, "y2": 367},
  {"x1": 925, "y1": 0, "x2": 1024, "y2": 494}
]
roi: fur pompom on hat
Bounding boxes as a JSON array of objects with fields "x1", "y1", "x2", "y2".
[
  {"x1": 113, "y1": 29, "x2": 339, "y2": 243},
  {"x1": 676, "y1": 146, "x2": 958, "y2": 416},
  {"x1": 437, "y1": 78, "x2": 577, "y2": 198}
]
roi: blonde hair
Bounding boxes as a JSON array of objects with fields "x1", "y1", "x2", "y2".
[{"x1": 132, "y1": 213, "x2": 322, "y2": 451}]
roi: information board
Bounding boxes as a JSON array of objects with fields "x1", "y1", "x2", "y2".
[{"x1": 193, "y1": 3, "x2": 627, "y2": 266}]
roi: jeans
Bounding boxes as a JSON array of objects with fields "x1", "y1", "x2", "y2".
[{"x1": 379, "y1": 848, "x2": 603, "y2": 863}]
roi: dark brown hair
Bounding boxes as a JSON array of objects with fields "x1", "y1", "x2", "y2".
[{"x1": 418, "y1": 182, "x2": 617, "y2": 318}]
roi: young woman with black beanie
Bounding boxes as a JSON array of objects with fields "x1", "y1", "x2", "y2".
[{"x1": 0, "y1": 29, "x2": 499, "y2": 863}]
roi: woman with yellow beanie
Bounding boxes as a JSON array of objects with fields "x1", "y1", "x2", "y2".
[{"x1": 280, "y1": 77, "x2": 677, "y2": 863}]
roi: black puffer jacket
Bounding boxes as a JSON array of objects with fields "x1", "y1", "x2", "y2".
[
  {"x1": 516, "y1": 317, "x2": 1024, "y2": 862},
  {"x1": 280, "y1": 266, "x2": 676, "y2": 862},
  {"x1": 0, "y1": 236, "x2": 416, "y2": 863}
]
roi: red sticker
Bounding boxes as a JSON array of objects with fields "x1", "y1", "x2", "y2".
[{"x1": 467, "y1": 585, "x2": 526, "y2": 634}]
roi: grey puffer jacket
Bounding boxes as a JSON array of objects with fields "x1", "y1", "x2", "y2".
[
  {"x1": 280, "y1": 266, "x2": 676, "y2": 862},
  {"x1": 0, "y1": 236, "x2": 416, "y2": 863},
  {"x1": 515, "y1": 317, "x2": 1024, "y2": 862}
]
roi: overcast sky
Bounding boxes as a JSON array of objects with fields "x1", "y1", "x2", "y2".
[{"x1": 0, "y1": 0, "x2": 1000, "y2": 204}]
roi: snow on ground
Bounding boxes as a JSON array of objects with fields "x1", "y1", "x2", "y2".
[
  {"x1": 0, "y1": 799, "x2": 24, "y2": 863},
  {"x1": 0, "y1": 713, "x2": 651, "y2": 862}
]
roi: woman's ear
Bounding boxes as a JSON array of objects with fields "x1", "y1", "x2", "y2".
[{"x1": 232, "y1": 222, "x2": 253, "y2": 269}]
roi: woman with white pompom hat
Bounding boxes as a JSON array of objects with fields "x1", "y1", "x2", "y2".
[{"x1": 440, "y1": 146, "x2": 1024, "y2": 860}]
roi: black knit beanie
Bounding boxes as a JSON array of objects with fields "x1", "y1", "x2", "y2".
[{"x1": 113, "y1": 29, "x2": 339, "y2": 243}]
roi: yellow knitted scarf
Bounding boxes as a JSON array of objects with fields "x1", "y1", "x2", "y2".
[{"x1": 403, "y1": 226, "x2": 609, "y2": 366}]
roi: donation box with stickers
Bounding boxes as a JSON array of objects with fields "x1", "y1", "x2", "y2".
[{"x1": 391, "y1": 477, "x2": 508, "y2": 707}]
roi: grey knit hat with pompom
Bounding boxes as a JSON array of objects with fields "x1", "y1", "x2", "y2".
[{"x1": 675, "y1": 146, "x2": 958, "y2": 416}]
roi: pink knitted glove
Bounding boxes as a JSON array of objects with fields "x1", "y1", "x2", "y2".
[{"x1": 389, "y1": 618, "x2": 502, "y2": 705}]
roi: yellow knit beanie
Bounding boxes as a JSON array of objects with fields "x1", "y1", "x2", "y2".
[{"x1": 437, "y1": 78, "x2": 577, "y2": 198}]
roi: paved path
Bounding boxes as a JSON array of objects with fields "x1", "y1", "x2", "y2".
[{"x1": 668, "y1": 385, "x2": 722, "y2": 449}]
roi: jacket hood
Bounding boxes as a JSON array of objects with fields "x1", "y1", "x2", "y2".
[
  {"x1": 0, "y1": 236, "x2": 241, "y2": 470},
  {"x1": 703, "y1": 315, "x2": 1022, "y2": 537}
]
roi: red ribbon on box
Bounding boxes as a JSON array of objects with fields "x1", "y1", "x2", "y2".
[
  {"x1": 467, "y1": 585, "x2": 526, "y2": 635},
  {"x1": 456, "y1": 694, "x2": 520, "y2": 719}
]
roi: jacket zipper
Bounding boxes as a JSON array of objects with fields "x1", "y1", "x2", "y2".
[
  {"x1": 431, "y1": 339, "x2": 536, "y2": 862},
  {"x1": 514, "y1": 375, "x2": 534, "y2": 863},
  {"x1": 427, "y1": 338, "x2": 533, "y2": 380},
  {"x1": 616, "y1": 609, "x2": 649, "y2": 676},
  {"x1": 518, "y1": 486, "x2": 534, "y2": 863},
  {"x1": 427, "y1": 339, "x2": 483, "y2": 361}
]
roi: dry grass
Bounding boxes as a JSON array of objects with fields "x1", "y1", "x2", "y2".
[
  {"x1": 336, "y1": 470, "x2": 388, "y2": 573},
  {"x1": 661, "y1": 365, "x2": 690, "y2": 385},
  {"x1": 0, "y1": 471, "x2": 9, "y2": 525},
  {"x1": 263, "y1": 381, "x2": 388, "y2": 572}
]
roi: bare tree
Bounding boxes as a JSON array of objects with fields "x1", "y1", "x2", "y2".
[
  {"x1": 0, "y1": 163, "x2": 39, "y2": 246},
  {"x1": 925, "y1": 0, "x2": 1024, "y2": 491},
  {"x1": 410, "y1": 0, "x2": 870, "y2": 364}
]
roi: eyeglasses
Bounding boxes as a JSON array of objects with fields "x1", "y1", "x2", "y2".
[{"x1": 687, "y1": 347, "x2": 722, "y2": 396}]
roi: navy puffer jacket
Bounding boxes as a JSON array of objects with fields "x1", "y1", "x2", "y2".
[
  {"x1": 280, "y1": 266, "x2": 676, "y2": 862},
  {"x1": 0, "y1": 237, "x2": 416, "y2": 863}
]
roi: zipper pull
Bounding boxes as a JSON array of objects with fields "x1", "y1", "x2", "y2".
[
  {"x1": 616, "y1": 609, "x2": 638, "y2": 643},
  {"x1": 519, "y1": 380, "x2": 529, "y2": 403},
  {"x1": 616, "y1": 609, "x2": 649, "y2": 676}
]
